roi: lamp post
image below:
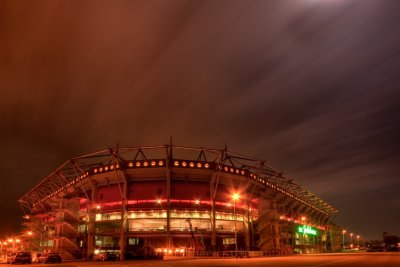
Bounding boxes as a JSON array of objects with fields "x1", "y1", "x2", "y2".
[
  {"x1": 15, "y1": 239, "x2": 21, "y2": 251},
  {"x1": 8, "y1": 239, "x2": 15, "y2": 252},
  {"x1": 0, "y1": 242, "x2": 6, "y2": 254},
  {"x1": 25, "y1": 231, "x2": 33, "y2": 251},
  {"x1": 356, "y1": 235, "x2": 360, "y2": 247},
  {"x1": 342, "y1": 230, "x2": 346, "y2": 250},
  {"x1": 350, "y1": 233, "x2": 353, "y2": 248},
  {"x1": 7, "y1": 231, "x2": 33, "y2": 252},
  {"x1": 232, "y1": 193, "x2": 240, "y2": 257}
]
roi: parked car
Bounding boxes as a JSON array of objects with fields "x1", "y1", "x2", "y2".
[
  {"x1": 93, "y1": 252, "x2": 118, "y2": 261},
  {"x1": 37, "y1": 252, "x2": 62, "y2": 263},
  {"x1": 8, "y1": 251, "x2": 32, "y2": 264}
]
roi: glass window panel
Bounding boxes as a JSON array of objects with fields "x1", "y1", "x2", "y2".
[
  {"x1": 170, "y1": 219, "x2": 211, "y2": 231},
  {"x1": 216, "y1": 220, "x2": 244, "y2": 232},
  {"x1": 129, "y1": 219, "x2": 166, "y2": 231}
]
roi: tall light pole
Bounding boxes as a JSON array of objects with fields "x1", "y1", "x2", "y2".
[
  {"x1": 356, "y1": 235, "x2": 360, "y2": 247},
  {"x1": 232, "y1": 193, "x2": 240, "y2": 257},
  {"x1": 350, "y1": 233, "x2": 353, "y2": 248},
  {"x1": 8, "y1": 239, "x2": 15, "y2": 252},
  {"x1": 15, "y1": 239, "x2": 21, "y2": 251},
  {"x1": 25, "y1": 231, "x2": 33, "y2": 251},
  {"x1": 342, "y1": 230, "x2": 346, "y2": 250},
  {"x1": 0, "y1": 242, "x2": 6, "y2": 254}
]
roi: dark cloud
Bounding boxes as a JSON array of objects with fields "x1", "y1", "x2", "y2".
[{"x1": 1, "y1": 0, "x2": 399, "y2": 240}]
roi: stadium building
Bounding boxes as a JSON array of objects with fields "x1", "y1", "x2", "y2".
[{"x1": 18, "y1": 144, "x2": 338, "y2": 259}]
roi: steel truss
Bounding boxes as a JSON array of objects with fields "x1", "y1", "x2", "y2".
[{"x1": 18, "y1": 144, "x2": 338, "y2": 216}]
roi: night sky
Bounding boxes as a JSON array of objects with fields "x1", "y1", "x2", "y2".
[{"x1": 1, "y1": 0, "x2": 399, "y2": 241}]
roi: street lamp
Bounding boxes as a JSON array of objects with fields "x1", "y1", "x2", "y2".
[
  {"x1": 8, "y1": 239, "x2": 15, "y2": 252},
  {"x1": 7, "y1": 232, "x2": 34, "y2": 252},
  {"x1": 342, "y1": 230, "x2": 346, "y2": 250},
  {"x1": 350, "y1": 233, "x2": 353, "y2": 248},
  {"x1": 356, "y1": 235, "x2": 360, "y2": 247},
  {"x1": 0, "y1": 242, "x2": 7, "y2": 253},
  {"x1": 232, "y1": 193, "x2": 240, "y2": 257},
  {"x1": 25, "y1": 231, "x2": 33, "y2": 251},
  {"x1": 16, "y1": 239, "x2": 21, "y2": 251}
]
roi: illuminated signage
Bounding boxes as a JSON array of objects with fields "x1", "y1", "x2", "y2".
[{"x1": 298, "y1": 225, "x2": 317, "y2": 236}]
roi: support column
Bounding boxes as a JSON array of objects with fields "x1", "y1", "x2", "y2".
[
  {"x1": 119, "y1": 171, "x2": 128, "y2": 261},
  {"x1": 244, "y1": 207, "x2": 251, "y2": 251},
  {"x1": 210, "y1": 179, "x2": 216, "y2": 254},
  {"x1": 166, "y1": 146, "x2": 171, "y2": 249},
  {"x1": 87, "y1": 187, "x2": 97, "y2": 260},
  {"x1": 210, "y1": 150, "x2": 224, "y2": 254}
]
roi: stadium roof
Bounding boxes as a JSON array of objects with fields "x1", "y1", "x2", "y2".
[{"x1": 18, "y1": 144, "x2": 338, "y2": 216}]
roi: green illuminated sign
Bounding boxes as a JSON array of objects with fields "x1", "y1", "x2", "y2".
[{"x1": 298, "y1": 225, "x2": 317, "y2": 236}]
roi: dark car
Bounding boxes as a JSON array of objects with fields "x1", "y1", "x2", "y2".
[
  {"x1": 37, "y1": 253, "x2": 62, "y2": 263},
  {"x1": 9, "y1": 251, "x2": 32, "y2": 264},
  {"x1": 93, "y1": 252, "x2": 118, "y2": 261}
]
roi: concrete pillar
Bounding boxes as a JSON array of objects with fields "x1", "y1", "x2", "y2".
[
  {"x1": 166, "y1": 168, "x2": 171, "y2": 249},
  {"x1": 87, "y1": 187, "x2": 97, "y2": 260},
  {"x1": 244, "y1": 207, "x2": 251, "y2": 251},
  {"x1": 120, "y1": 171, "x2": 128, "y2": 261},
  {"x1": 210, "y1": 174, "x2": 217, "y2": 254}
]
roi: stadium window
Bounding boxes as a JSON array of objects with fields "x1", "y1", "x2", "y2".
[{"x1": 128, "y1": 238, "x2": 140, "y2": 245}]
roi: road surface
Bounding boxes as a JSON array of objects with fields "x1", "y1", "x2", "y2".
[{"x1": 5, "y1": 252, "x2": 400, "y2": 267}]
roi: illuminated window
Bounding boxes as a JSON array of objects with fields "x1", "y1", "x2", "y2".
[
  {"x1": 170, "y1": 218, "x2": 211, "y2": 231},
  {"x1": 128, "y1": 210, "x2": 167, "y2": 219},
  {"x1": 128, "y1": 238, "x2": 140, "y2": 245},
  {"x1": 223, "y1": 238, "x2": 236, "y2": 245},
  {"x1": 216, "y1": 220, "x2": 244, "y2": 232},
  {"x1": 109, "y1": 213, "x2": 121, "y2": 220},
  {"x1": 170, "y1": 210, "x2": 210, "y2": 219},
  {"x1": 129, "y1": 219, "x2": 166, "y2": 231},
  {"x1": 78, "y1": 225, "x2": 86, "y2": 233}
]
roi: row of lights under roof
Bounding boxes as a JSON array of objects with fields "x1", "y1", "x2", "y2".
[
  {"x1": 248, "y1": 173, "x2": 327, "y2": 216},
  {"x1": 93, "y1": 163, "x2": 120, "y2": 174},
  {"x1": 92, "y1": 160, "x2": 168, "y2": 174},
  {"x1": 66, "y1": 172, "x2": 90, "y2": 187},
  {"x1": 220, "y1": 165, "x2": 246, "y2": 175},
  {"x1": 33, "y1": 161, "x2": 328, "y2": 215},
  {"x1": 173, "y1": 160, "x2": 210, "y2": 169}
]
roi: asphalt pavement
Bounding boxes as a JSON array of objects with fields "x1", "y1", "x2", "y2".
[{"x1": 2, "y1": 252, "x2": 399, "y2": 267}]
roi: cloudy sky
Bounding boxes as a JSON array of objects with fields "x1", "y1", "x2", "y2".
[{"x1": 1, "y1": 0, "x2": 399, "y2": 240}]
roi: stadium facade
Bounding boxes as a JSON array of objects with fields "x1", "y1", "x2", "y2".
[{"x1": 18, "y1": 144, "x2": 339, "y2": 259}]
